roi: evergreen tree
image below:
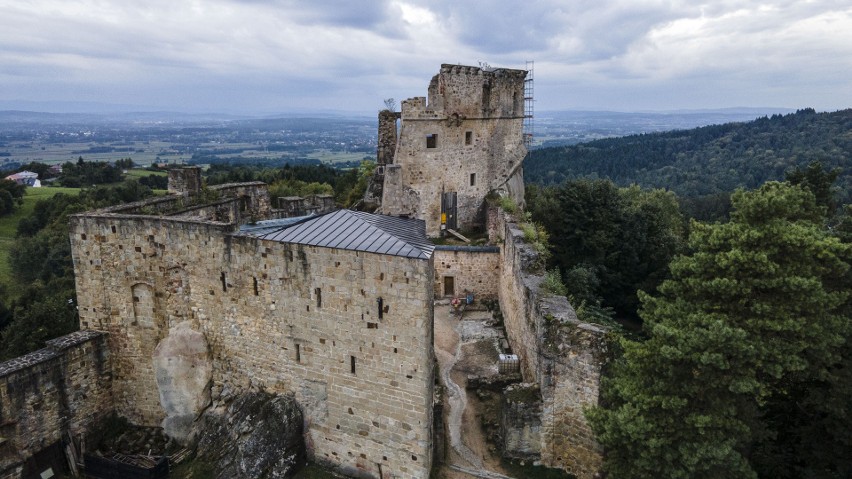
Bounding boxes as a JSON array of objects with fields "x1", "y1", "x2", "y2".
[{"x1": 587, "y1": 182, "x2": 851, "y2": 478}]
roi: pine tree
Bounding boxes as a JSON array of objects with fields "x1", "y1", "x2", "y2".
[{"x1": 587, "y1": 182, "x2": 851, "y2": 478}]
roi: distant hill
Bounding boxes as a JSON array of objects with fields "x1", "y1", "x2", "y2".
[{"x1": 525, "y1": 108, "x2": 852, "y2": 203}]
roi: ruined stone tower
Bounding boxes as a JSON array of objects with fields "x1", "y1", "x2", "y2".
[{"x1": 380, "y1": 64, "x2": 528, "y2": 237}]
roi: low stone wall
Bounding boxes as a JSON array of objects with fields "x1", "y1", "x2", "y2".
[
  {"x1": 433, "y1": 246, "x2": 500, "y2": 300},
  {"x1": 0, "y1": 331, "x2": 113, "y2": 479},
  {"x1": 492, "y1": 206, "x2": 608, "y2": 478}
]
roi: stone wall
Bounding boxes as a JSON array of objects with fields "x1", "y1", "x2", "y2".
[
  {"x1": 0, "y1": 331, "x2": 113, "y2": 479},
  {"x1": 500, "y1": 383, "x2": 542, "y2": 460},
  {"x1": 492, "y1": 206, "x2": 607, "y2": 479},
  {"x1": 432, "y1": 246, "x2": 499, "y2": 300},
  {"x1": 70, "y1": 207, "x2": 435, "y2": 479},
  {"x1": 275, "y1": 194, "x2": 336, "y2": 218},
  {"x1": 377, "y1": 110, "x2": 400, "y2": 166},
  {"x1": 382, "y1": 65, "x2": 527, "y2": 236},
  {"x1": 168, "y1": 167, "x2": 202, "y2": 195}
]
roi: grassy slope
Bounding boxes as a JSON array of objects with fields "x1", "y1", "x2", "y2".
[
  {"x1": 0, "y1": 186, "x2": 81, "y2": 289},
  {"x1": 124, "y1": 168, "x2": 167, "y2": 178}
]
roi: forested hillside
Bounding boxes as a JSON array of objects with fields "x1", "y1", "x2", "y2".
[{"x1": 525, "y1": 108, "x2": 852, "y2": 203}]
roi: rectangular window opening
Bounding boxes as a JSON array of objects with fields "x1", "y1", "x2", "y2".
[
  {"x1": 443, "y1": 276, "x2": 455, "y2": 297},
  {"x1": 426, "y1": 134, "x2": 438, "y2": 149},
  {"x1": 465, "y1": 131, "x2": 472, "y2": 145},
  {"x1": 315, "y1": 288, "x2": 322, "y2": 308},
  {"x1": 295, "y1": 344, "x2": 301, "y2": 363},
  {"x1": 377, "y1": 297, "x2": 384, "y2": 319},
  {"x1": 350, "y1": 355, "x2": 356, "y2": 375},
  {"x1": 253, "y1": 277, "x2": 259, "y2": 296},
  {"x1": 367, "y1": 322, "x2": 378, "y2": 329},
  {"x1": 470, "y1": 173, "x2": 476, "y2": 186},
  {"x1": 220, "y1": 272, "x2": 227, "y2": 292}
]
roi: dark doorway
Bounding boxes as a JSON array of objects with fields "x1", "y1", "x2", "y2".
[
  {"x1": 441, "y1": 192, "x2": 457, "y2": 230},
  {"x1": 443, "y1": 276, "x2": 455, "y2": 297}
]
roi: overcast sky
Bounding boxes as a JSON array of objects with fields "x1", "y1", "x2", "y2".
[{"x1": 1, "y1": 0, "x2": 850, "y2": 115}]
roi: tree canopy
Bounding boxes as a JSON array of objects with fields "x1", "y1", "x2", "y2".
[
  {"x1": 0, "y1": 181, "x2": 155, "y2": 359},
  {"x1": 525, "y1": 108, "x2": 852, "y2": 208},
  {"x1": 587, "y1": 182, "x2": 851, "y2": 478},
  {"x1": 526, "y1": 179, "x2": 685, "y2": 320}
]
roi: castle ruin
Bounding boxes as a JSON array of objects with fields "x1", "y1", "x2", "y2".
[
  {"x1": 0, "y1": 65, "x2": 608, "y2": 479},
  {"x1": 376, "y1": 64, "x2": 527, "y2": 237}
]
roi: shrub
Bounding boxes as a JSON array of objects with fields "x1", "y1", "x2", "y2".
[
  {"x1": 540, "y1": 269, "x2": 568, "y2": 296},
  {"x1": 499, "y1": 196, "x2": 517, "y2": 214}
]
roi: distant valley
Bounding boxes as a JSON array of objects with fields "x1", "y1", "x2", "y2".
[{"x1": 0, "y1": 108, "x2": 795, "y2": 170}]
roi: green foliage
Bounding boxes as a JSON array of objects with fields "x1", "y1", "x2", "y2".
[
  {"x1": 587, "y1": 182, "x2": 851, "y2": 479},
  {"x1": 498, "y1": 195, "x2": 517, "y2": 214},
  {"x1": 344, "y1": 159, "x2": 376, "y2": 207},
  {"x1": 527, "y1": 178, "x2": 685, "y2": 319},
  {"x1": 0, "y1": 286, "x2": 78, "y2": 359},
  {"x1": 269, "y1": 180, "x2": 334, "y2": 199},
  {"x1": 569, "y1": 297, "x2": 616, "y2": 327},
  {"x1": 540, "y1": 268, "x2": 567, "y2": 296},
  {"x1": 0, "y1": 179, "x2": 26, "y2": 217},
  {"x1": 521, "y1": 222, "x2": 537, "y2": 242},
  {"x1": 114, "y1": 157, "x2": 135, "y2": 169},
  {"x1": 58, "y1": 157, "x2": 124, "y2": 187},
  {"x1": 785, "y1": 160, "x2": 841, "y2": 215},
  {"x1": 204, "y1": 162, "x2": 371, "y2": 207},
  {"x1": 0, "y1": 181, "x2": 154, "y2": 358},
  {"x1": 526, "y1": 108, "x2": 852, "y2": 205}
]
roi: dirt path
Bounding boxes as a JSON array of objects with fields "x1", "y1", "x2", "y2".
[{"x1": 433, "y1": 303, "x2": 513, "y2": 479}]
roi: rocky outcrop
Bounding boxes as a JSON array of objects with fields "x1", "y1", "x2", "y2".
[{"x1": 195, "y1": 392, "x2": 306, "y2": 479}]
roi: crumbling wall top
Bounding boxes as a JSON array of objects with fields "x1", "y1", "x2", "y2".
[
  {"x1": 168, "y1": 166, "x2": 203, "y2": 195},
  {"x1": 421, "y1": 64, "x2": 528, "y2": 117}
]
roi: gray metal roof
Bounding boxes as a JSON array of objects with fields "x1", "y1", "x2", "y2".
[
  {"x1": 240, "y1": 210, "x2": 434, "y2": 260},
  {"x1": 239, "y1": 215, "x2": 315, "y2": 235}
]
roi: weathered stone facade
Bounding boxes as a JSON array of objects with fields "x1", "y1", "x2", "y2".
[
  {"x1": 168, "y1": 166, "x2": 202, "y2": 195},
  {"x1": 500, "y1": 383, "x2": 542, "y2": 460},
  {"x1": 432, "y1": 246, "x2": 500, "y2": 300},
  {"x1": 493, "y1": 207, "x2": 606, "y2": 478},
  {"x1": 381, "y1": 64, "x2": 527, "y2": 237},
  {"x1": 69, "y1": 178, "x2": 436, "y2": 479},
  {"x1": 0, "y1": 331, "x2": 113, "y2": 479},
  {"x1": 0, "y1": 64, "x2": 613, "y2": 479}
]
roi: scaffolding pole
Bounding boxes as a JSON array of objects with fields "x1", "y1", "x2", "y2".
[{"x1": 523, "y1": 60, "x2": 534, "y2": 149}]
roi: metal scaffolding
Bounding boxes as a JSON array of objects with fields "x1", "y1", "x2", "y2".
[{"x1": 524, "y1": 60, "x2": 534, "y2": 148}]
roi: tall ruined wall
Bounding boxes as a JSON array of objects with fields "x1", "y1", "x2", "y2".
[
  {"x1": 168, "y1": 167, "x2": 202, "y2": 195},
  {"x1": 0, "y1": 331, "x2": 113, "y2": 479},
  {"x1": 71, "y1": 212, "x2": 435, "y2": 479},
  {"x1": 433, "y1": 246, "x2": 500, "y2": 300},
  {"x1": 382, "y1": 65, "x2": 527, "y2": 236},
  {"x1": 377, "y1": 110, "x2": 401, "y2": 166},
  {"x1": 493, "y1": 207, "x2": 607, "y2": 479}
]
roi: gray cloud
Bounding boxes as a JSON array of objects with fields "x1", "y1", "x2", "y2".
[{"x1": 0, "y1": 0, "x2": 849, "y2": 113}]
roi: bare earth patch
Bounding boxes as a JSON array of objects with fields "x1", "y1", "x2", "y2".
[{"x1": 433, "y1": 303, "x2": 515, "y2": 479}]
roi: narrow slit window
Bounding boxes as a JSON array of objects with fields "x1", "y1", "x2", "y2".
[
  {"x1": 377, "y1": 297, "x2": 384, "y2": 319},
  {"x1": 253, "y1": 277, "x2": 259, "y2": 296},
  {"x1": 315, "y1": 288, "x2": 322, "y2": 308},
  {"x1": 465, "y1": 131, "x2": 472, "y2": 145},
  {"x1": 350, "y1": 355, "x2": 356, "y2": 375},
  {"x1": 426, "y1": 134, "x2": 438, "y2": 149},
  {"x1": 295, "y1": 344, "x2": 301, "y2": 363},
  {"x1": 470, "y1": 173, "x2": 476, "y2": 186},
  {"x1": 220, "y1": 272, "x2": 227, "y2": 292}
]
